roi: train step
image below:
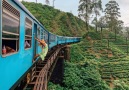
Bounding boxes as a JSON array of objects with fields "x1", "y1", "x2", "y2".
[
  {"x1": 28, "y1": 82, "x2": 35, "y2": 85},
  {"x1": 36, "y1": 67, "x2": 43, "y2": 69},
  {"x1": 36, "y1": 64, "x2": 45, "y2": 67},
  {"x1": 23, "y1": 88, "x2": 32, "y2": 90}
]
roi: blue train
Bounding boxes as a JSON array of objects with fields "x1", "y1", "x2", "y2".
[{"x1": 0, "y1": 0, "x2": 81, "y2": 90}]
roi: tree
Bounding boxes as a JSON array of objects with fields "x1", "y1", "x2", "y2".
[
  {"x1": 91, "y1": 0, "x2": 102, "y2": 32},
  {"x1": 125, "y1": 27, "x2": 129, "y2": 39},
  {"x1": 104, "y1": 0, "x2": 121, "y2": 40},
  {"x1": 92, "y1": 16, "x2": 107, "y2": 32},
  {"x1": 78, "y1": 0, "x2": 92, "y2": 32},
  {"x1": 97, "y1": 16, "x2": 107, "y2": 31},
  {"x1": 92, "y1": 17, "x2": 97, "y2": 27},
  {"x1": 116, "y1": 20, "x2": 124, "y2": 34},
  {"x1": 104, "y1": 0, "x2": 120, "y2": 31}
]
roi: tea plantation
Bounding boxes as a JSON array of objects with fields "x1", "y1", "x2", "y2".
[{"x1": 49, "y1": 30, "x2": 129, "y2": 90}]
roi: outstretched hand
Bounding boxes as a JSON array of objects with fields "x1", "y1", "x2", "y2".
[
  {"x1": 35, "y1": 37, "x2": 46, "y2": 46},
  {"x1": 35, "y1": 37, "x2": 40, "y2": 42}
]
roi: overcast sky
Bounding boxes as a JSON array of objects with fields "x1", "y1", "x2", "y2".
[{"x1": 19, "y1": 0, "x2": 129, "y2": 26}]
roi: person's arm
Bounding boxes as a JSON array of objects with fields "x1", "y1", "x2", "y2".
[
  {"x1": 35, "y1": 37, "x2": 41, "y2": 43},
  {"x1": 35, "y1": 38, "x2": 46, "y2": 46}
]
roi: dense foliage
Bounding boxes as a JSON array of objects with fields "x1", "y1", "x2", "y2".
[
  {"x1": 22, "y1": 1, "x2": 86, "y2": 37},
  {"x1": 48, "y1": 35, "x2": 110, "y2": 90},
  {"x1": 22, "y1": 1, "x2": 129, "y2": 90},
  {"x1": 48, "y1": 30, "x2": 129, "y2": 90}
]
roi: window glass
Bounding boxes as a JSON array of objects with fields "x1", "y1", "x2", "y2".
[
  {"x1": 43, "y1": 30, "x2": 45, "y2": 39},
  {"x1": 45, "y1": 32, "x2": 48, "y2": 43},
  {"x1": 25, "y1": 17, "x2": 32, "y2": 49},
  {"x1": 37, "y1": 27, "x2": 40, "y2": 39},
  {"x1": 3, "y1": 12, "x2": 19, "y2": 34},
  {"x1": 2, "y1": 0, "x2": 20, "y2": 55},
  {"x1": 50, "y1": 34, "x2": 55, "y2": 42},
  {"x1": 41, "y1": 30, "x2": 43, "y2": 39}
]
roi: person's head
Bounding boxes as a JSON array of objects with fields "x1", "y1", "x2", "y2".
[
  {"x1": 42, "y1": 39, "x2": 45, "y2": 43},
  {"x1": 39, "y1": 39, "x2": 46, "y2": 46},
  {"x1": 41, "y1": 39, "x2": 45, "y2": 43}
]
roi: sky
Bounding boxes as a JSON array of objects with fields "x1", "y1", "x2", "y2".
[{"x1": 19, "y1": 0, "x2": 129, "y2": 26}]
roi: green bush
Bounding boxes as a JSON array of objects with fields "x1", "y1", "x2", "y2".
[
  {"x1": 22, "y1": 1, "x2": 86, "y2": 37},
  {"x1": 113, "y1": 80, "x2": 129, "y2": 90}
]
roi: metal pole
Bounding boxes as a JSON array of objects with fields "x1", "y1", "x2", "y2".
[{"x1": 53, "y1": 0, "x2": 55, "y2": 8}]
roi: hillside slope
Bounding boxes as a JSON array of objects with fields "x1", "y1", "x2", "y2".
[
  {"x1": 48, "y1": 30, "x2": 129, "y2": 90},
  {"x1": 22, "y1": 1, "x2": 129, "y2": 89},
  {"x1": 22, "y1": 1, "x2": 86, "y2": 37}
]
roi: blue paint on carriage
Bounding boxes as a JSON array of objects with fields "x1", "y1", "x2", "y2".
[
  {"x1": 0, "y1": 1, "x2": 35, "y2": 89},
  {"x1": 0, "y1": 0, "x2": 2, "y2": 57},
  {"x1": 0, "y1": 49, "x2": 33, "y2": 90},
  {"x1": 0, "y1": 2, "x2": 34, "y2": 89},
  {"x1": 49, "y1": 33, "x2": 57, "y2": 49},
  {"x1": 0, "y1": 0, "x2": 81, "y2": 90}
]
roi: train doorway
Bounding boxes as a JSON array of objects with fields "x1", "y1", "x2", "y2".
[{"x1": 33, "y1": 23, "x2": 37, "y2": 57}]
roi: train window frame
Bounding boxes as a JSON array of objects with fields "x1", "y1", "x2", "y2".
[
  {"x1": 41, "y1": 29, "x2": 43, "y2": 39},
  {"x1": 45, "y1": 30, "x2": 47, "y2": 44},
  {"x1": 43, "y1": 30, "x2": 47, "y2": 43},
  {"x1": 43, "y1": 30, "x2": 46, "y2": 40},
  {"x1": 50, "y1": 34, "x2": 56, "y2": 42},
  {"x1": 37, "y1": 27, "x2": 40, "y2": 39},
  {"x1": 2, "y1": 0, "x2": 20, "y2": 56},
  {"x1": 24, "y1": 17, "x2": 32, "y2": 49}
]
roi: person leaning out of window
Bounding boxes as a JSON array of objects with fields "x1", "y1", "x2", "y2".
[{"x1": 33, "y1": 38, "x2": 48, "y2": 62}]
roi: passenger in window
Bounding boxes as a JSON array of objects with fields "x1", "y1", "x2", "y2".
[
  {"x1": 2, "y1": 45, "x2": 15, "y2": 54},
  {"x1": 2, "y1": 45, "x2": 6, "y2": 54},
  {"x1": 25, "y1": 40, "x2": 30, "y2": 48},
  {"x1": 6, "y1": 46, "x2": 15, "y2": 53},
  {"x1": 33, "y1": 38, "x2": 48, "y2": 63}
]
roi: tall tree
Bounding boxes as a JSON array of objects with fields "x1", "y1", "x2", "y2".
[
  {"x1": 97, "y1": 16, "x2": 107, "y2": 31},
  {"x1": 91, "y1": 0, "x2": 102, "y2": 32},
  {"x1": 125, "y1": 27, "x2": 129, "y2": 38},
  {"x1": 104, "y1": 0, "x2": 121, "y2": 39},
  {"x1": 78, "y1": 0, "x2": 92, "y2": 32},
  {"x1": 116, "y1": 20, "x2": 124, "y2": 34},
  {"x1": 92, "y1": 17, "x2": 97, "y2": 27},
  {"x1": 104, "y1": 0, "x2": 120, "y2": 31}
]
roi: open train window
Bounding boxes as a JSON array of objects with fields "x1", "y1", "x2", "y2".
[
  {"x1": 37, "y1": 27, "x2": 40, "y2": 39},
  {"x1": 43, "y1": 30, "x2": 45, "y2": 39},
  {"x1": 41, "y1": 30, "x2": 43, "y2": 39},
  {"x1": 25, "y1": 17, "x2": 32, "y2": 49},
  {"x1": 43, "y1": 30, "x2": 48, "y2": 43},
  {"x1": 2, "y1": 0, "x2": 20, "y2": 55},
  {"x1": 50, "y1": 34, "x2": 56, "y2": 42},
  {"x1": 45, "y1": 31, "x2": 48, "y2": 44}
]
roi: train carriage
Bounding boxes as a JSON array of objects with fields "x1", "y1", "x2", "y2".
[
  {"x1": 0, "y1": 0, "x2": 81, "y2": 90},
  {"x1": 49, "y1": 32, "x2": 57, "y2": 49}
]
